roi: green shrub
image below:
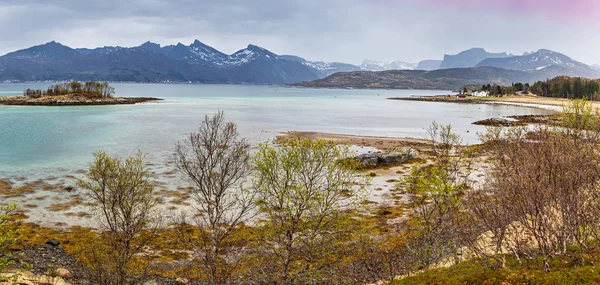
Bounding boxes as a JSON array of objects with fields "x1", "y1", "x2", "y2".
[{"x1": 0, "y1": 202, "x2": 22, "y2": 282}]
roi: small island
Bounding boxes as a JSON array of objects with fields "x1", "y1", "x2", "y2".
[{"x1": 0, "y1": 81, "x2": 161, "y2": 106}]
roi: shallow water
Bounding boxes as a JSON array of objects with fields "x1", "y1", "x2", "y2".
[
  {"x1": 0, "y1": 83, "x2": 556, "y2": 227},
  {"x1": 0, "y1": 83, "x2": 553, "y2": 180}
]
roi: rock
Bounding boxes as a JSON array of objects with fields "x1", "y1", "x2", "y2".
[
  {"x1": 1, "y1": 271, "x2": 71, "y2": 285},
  {"x1": 143, "y1": 280, "x2": 159, "y2": 285},
  {"x1": 379, "y1": 147, "x2": 418, "y2": 165},
  {"x1": 46, "y1": 239, "x2": 60, "y2": 247},
  {"x1": 54, "y1": 268, "x2": 72, "y2": 279},
  {"x1": 354, "y1": 147, "x2": 417, "y2": 167},
  {"x1": 176, "y1": 277, "x2": 189, "y2": 284},
  {"x1": 355, "y1": 153, "x2": 380, "y2": 167},
  {"x1": 64, "y1": 186, "x2": 74, "y2": 192},
  {"x1": 473, "y1": 117, "x2": 520, "y2": 127}
]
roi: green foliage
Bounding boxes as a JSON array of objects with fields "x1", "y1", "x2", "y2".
[
  {"x1": 78, "y1": 151, "x2": 158, "y2": 285},
  {"x1": 0, "y1": 203, "x2": 21, "y2": 282},
  {"x1": 477, "y1": 82, "x2": 529, "y2": 95},
  {"x1": 390, "y1": 255, "x2": 600, "y2": 285},
  {"x1": 530, "y1": 76, "x2": 600, "y2": 99},
  {"x1": 250, "y1": 138, "x2": 365, "y2": 283},
  {"x1": 561, "y1": 98, "x2": 599, "y2": 131}
]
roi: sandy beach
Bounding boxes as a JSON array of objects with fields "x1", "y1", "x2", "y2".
[
  {"x1": 277, "y1": 131, "x2": 434, "y2": 150},
  {"x1": 389, "y1": 94, "x2": 599, "y2": 112}
]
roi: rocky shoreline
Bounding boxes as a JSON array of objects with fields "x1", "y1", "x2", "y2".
[{"x1": 0, "y1": 95, "x2": 162, "y2": 106}]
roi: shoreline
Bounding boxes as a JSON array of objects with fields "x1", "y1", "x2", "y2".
[
  {"x1": 0, "y1": 95, "x2": 162, "y2": 106},
  {"x1": 277, "y1": 131, "x2": 434, "y2": 150},
  {"x1": 5, "y1": 131, "x2": 437, "y2": 229},
  {"x1": 387, "y1": 95, "x2": 583, "y2": 112}
]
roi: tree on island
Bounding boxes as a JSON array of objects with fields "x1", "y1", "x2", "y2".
[{"x1": 24, "y1": 81, "x2": 115, "y2": 98}]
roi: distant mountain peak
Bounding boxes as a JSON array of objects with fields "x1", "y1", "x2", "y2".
[
  {"x1": 246, "y1": 44, "x2": 271, "y2": 53},
  {"x1": 191, "y1": 39, "x2": 210, "y2": 47},
  {"x1": 138, "y1": 41, "x2": 162, "y2": 54},
  {"x1": 440, "y1": 48, "x2": 509, "y2": 69},
  {"x1": 4, "y1": 40, "x2": 76, "y2": 59},
  {"x1": 476, "y1": 49, "x2": 598, "y2": 78},
  {"x1": 416, "y1": 59, "x2": 442, "y2": 71},
  {"x1": 465, "y1": 47, "x2": 486, "y2": 52}
]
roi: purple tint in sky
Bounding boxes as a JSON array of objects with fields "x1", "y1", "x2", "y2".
[{"x1": 396, "y1": 0, "x2": 600, "y2": 19}]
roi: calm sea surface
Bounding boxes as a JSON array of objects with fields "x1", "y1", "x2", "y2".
[{"x1": 0, "y1": 83, "x2": 553, "y2": 180}]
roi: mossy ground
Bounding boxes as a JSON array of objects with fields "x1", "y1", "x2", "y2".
[{"x1": 391, "y1": 251, "x2": 600, "y2": 285}]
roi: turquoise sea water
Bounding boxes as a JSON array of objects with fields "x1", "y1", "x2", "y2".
[{"x1": 0, "y1": 83, "x2": 553, "y2": 180}]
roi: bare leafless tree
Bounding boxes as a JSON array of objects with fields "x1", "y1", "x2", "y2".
[
  {"x1": 402, "y1": 122, "x2": 475, "y2": 270},
  {"x1": 472, "y1": 113, "x2": 600, "y2": 271},
  {"x1": 174, "y1": 111, "x2": 256, "y2": 284}
]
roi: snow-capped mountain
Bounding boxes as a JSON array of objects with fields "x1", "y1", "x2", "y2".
[
  {"x1": 279, "y1": 55, "x2": 360, "y2": 76},
  {"x1": 476, "y1": 49, "x2": 598, "y2": 78},
  {"x1": 360, "y1": 60, "x2": 416, "y2": 71},
  {"x1": 0, "y1": 40, "x2": 321, "y2": 84},
  {"x1": 226, "y1": 45, "x2": 279, "y2": 66},
  {"x1": 2, "y1": 41, "x2": 598, "y2": 84},
  {"x1": 139, "y1": 40, "x2": 228, "y2": 67}
]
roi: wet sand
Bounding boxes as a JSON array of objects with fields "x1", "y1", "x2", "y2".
[{"x1": 277, "y1": 131, "x2": 434, "y2": 150}]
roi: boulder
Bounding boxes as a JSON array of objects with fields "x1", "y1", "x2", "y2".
[
  {"x1": 1, "y1": 271, "x2": 71, "y2": 285},
  {"x1": 355, "y1": 153, "x2": 380, "y2": 167},
  {"x1": 473, "y1": 117, "x2": 520, "y2": 127},
  {"x1": 176, "y1": 277, "x2": 190, "y2": 284},
  {"x1": 355, "y1": 147, "x2": 417, "y2": 167},
  {"x1": 380, "y1": 148, "x2": 418, "y2": 165},
  {"x1": 54, "y1": 268, "x2": 72, "y2": 279},
  {"x1": 46, "y1": 239, "x2": 60, "y2": 247}
]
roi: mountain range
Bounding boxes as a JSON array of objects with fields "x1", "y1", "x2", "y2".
[
  {"x1": 0, "y1": 41, "x2": 324, "y2": 84},
  {"x1": 295, "y1": 47, "x2": 600, "y2": 90},
  {"x1": 293, "y1": 67, "x2": 532, "y2": 90},
  {"x1": 0, "y1": 41, "x2": 598, "y2": 86},
  {"x1": 0, "y1": 41, "x2": 418, "y2": 84}
]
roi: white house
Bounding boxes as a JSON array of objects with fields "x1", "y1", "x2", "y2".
[{"x1": 473, "y1": 91, "x2": 489, "y2": 97}]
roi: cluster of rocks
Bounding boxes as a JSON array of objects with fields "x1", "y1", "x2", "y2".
[
  {"x1": 354, "y1": 147, "x2": 418, "y2": 168},
  {"x1": 7, "y1": 239, "x2": 197, "y2": 285},
  {"x1": 472, "y1": 117, "x2": 522, "y2": 127},
  {"x1": 2, "y1": 240, "x2": 78, "y2": 285}
]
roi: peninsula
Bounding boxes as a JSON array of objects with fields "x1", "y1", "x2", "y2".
[{"x1": 0, "y1": 81, "x2": 161, "y2": 106}]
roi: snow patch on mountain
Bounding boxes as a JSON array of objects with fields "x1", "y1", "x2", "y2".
[{"x1": 360, "y1": 60, "x2": 416, "y2": 71}]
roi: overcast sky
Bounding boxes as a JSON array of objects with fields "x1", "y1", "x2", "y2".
[{"x1": 0, "y1": 0, "x2": 598, "y2": 65}]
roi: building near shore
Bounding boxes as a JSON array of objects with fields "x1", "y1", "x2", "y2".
[{"x1": 473, "y1": 91, "x2": 489, "y2": 97}]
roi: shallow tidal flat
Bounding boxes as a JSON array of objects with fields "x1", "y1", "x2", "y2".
[{"x1": 0, "y1": 83, "x2": 556, "y2": 227}]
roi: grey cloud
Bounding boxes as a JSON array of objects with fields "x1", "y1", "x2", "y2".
[{"x1": 0, "y1": 0, "x2": 598, "y2": 65}]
